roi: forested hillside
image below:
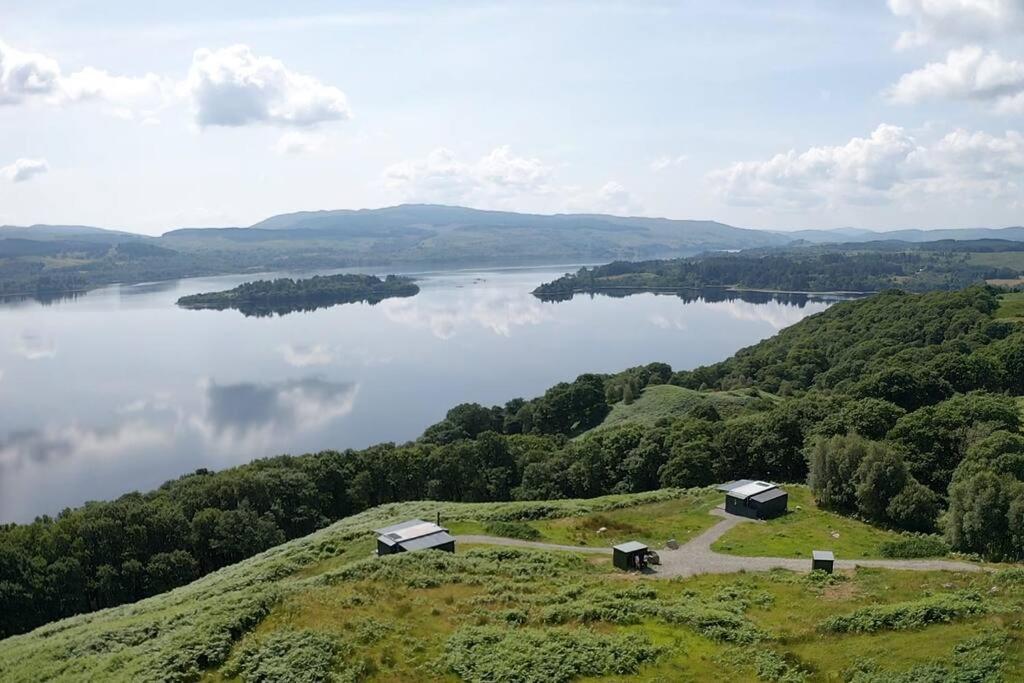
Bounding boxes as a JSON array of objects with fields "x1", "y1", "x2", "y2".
[
  {"x1": 2, "y1": 285, "x2": 1023, "y2": 639},
  {"x1": 533, "y1": 243, "x2": 1024, "y2": 299}
]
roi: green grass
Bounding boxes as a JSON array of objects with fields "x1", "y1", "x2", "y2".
[
  {"x1": 712, "y1": 486, "x2": 909, "y2": 559},
  {"x1": 968, "y1": 251, "x2": 1024, "y2": 271},
  {"x1": 586, "y1": 384, "x2": 775, "y2": 435},
  {"x1": 1, "y1": 489, "x2": 1021, "y2": 682},
  {"x1": 995, "y1": 291, "x2": 1024, "y2": 320}
]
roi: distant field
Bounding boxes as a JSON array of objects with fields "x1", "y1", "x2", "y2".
[
  {"x1": 585, "y1": 384, "x2": 776, "y2": 435},
  {"x1": 1, "y1": 489, "x2": 1019, "y2": 682},
  {"x1": 996, "y1": 291, "x2": 1024, "y2": 320},
  {"x1": 968, "y1": 251, "x2": 1024, "y2": 270}
]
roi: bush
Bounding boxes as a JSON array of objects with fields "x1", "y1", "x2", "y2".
[
  {"x1": 443, "y1": 626, "x2": 662, "y2": 682},
  {"x1": 223, "y1": 629, "x2": 359, "y2": 683},
  {"x1": 483, "y1": 521, "x2": 541, "y2": 541},
  {"x1": 820, "y1": 591, "x2": 987, "y2": 634},
  {"x1": 878, "y1": 535, "x2": 950, "y2": 559}
]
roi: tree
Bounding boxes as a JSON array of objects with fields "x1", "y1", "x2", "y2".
[
  {"x1": 885, "y1": 480, "x2": 940, "y2": 533},
  {"x1": 854, "y1": 445, "x2": 908, "y2": 523},
  {"x1": 807, "y1": 433, "x2": 869, "y2": 513}
]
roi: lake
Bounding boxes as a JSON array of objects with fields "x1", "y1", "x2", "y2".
[{"x1": 0, "y1": 266, "x2": 838, "y2": 522}]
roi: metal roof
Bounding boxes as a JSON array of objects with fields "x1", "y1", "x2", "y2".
[
  {"x1": 397, "y1": 530, "x2": 455, "y2": 552},
  {"x1": 726, "y1": 481, "x2": 777, "y2": 500},
  {"x1": 613, "y1": 541, "x2": 648, "y2": 553},
  {"x1": 750, "y1": 488, "x2": 788, "y2": 504},
  {"x1": 716, "y1": 479, "x2": 755, "y2": 492},
  {"x1": 812, "y1": 550, "x2": 835, "y2": 561},
  {"x1": 375, "y1": 519, "x2": 447, "y2": 544}
]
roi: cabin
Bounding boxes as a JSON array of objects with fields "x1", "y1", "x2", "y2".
[
  {"x1": 613, "y1": 541, "x2": 649, "y2": 571},
  {"x1": 812, "y1": 550, "x2": 835, "y2": 573},
  {"x1": 375, "y1": 519, "x2": 455, "y2": 556},
  {"x1": 716, "y1": 480, "x2": 788, "y2": 519}
]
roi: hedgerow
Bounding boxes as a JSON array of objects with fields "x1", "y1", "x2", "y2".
[
  {"x1": 878, "y1": 535, "x2": 950, "y2": 559},
  {"x1": 819, "y1": 591, "x2": 987, "y2": 633}
]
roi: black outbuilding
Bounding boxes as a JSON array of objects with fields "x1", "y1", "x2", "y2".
[
  {"x1": 812, "y1": 550, "x2": 835, "y2": 573},
  {"x1": 375, "y1": 519, "x2": 455, "y2": 556},
  {"x1": 717, "y1": 480, "x2": 789, "y2": 520},
  {"x1": 613, "y1": 541, "x2": 649, "y2": 571}
]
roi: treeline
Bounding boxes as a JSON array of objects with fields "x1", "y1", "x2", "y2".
[
  {"x1": 176, "y1": 273, "x2": 419, "y2": 317},
  {"x1": 3, "y1": 286, "x2": 1024, "y2": 638},
  {"x1": 533, "y1": 248, "x2": 1020, "y2": 299}
]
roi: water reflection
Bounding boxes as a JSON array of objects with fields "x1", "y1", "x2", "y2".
[
  {"x1": 14, "y1": 330, "x2": 57, "y2": 360},
  {"x1": 381, "y1": 289, "x2": 551, "y2": 339},
  {"x1": 0, "y1": 266, "x2": 835, "y2": 521},
  {"x1": 197, "y1": 377, "x2": 358, "y2": 443}
]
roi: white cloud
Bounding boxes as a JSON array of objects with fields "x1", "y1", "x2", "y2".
[
  {"x1": 651, "y1": 154, "x2": 688, "y2": 171},
  {"x1": 887, "y1": 46, "x2": 1024, "y2": 111},
  {"x1": 2, "y1": 158, "x2": 48, "y2": 183},
  {"x1": 0, "y1": 40, "x2": 167, "y2": 119},
  {"x1": 185, "y1": 45, "x2": 351, "y2": 127},
  {"x1": 383, "y1": 146, "x2": 553, "y2": 206},
  {"x1": 279, "y1": 342, "x2": 334, "y2": 367},
  {"x1": 272, "y1": 131, "x2": 326, "y2": 155},
  {"x1": 889, "y1": 0, "x2": 1024, "y2": 48},
  {"x1": 0, "y1": 41, "x2": 60, "y2": 104},
  {"x1": 708, "y1": 123, "x2": 1024, "y2": 209}
]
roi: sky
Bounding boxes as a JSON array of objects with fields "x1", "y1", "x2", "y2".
[{"x1": 1, "y1": 0, "x2": 1023, "y2": 235}]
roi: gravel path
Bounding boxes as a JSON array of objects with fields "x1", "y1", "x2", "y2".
[{"x1": 455, "y1": 508, "x2": 987, "y2": 577}]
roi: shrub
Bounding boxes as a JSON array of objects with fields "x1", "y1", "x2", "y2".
[
  {"x1": 443, "y1": 626, "x2": 662, "y2": 682},
  {"x1": 222, "y1": 629, "x2": 359, "y2": 683},
  {"x1": 483, "y1": 521, "x2": 541, "y2": 541},
  {"x1": 820, "y1": 591, "x2": 987, "y2": 634},
  {"x1": 842, "y1": 632, "x2": 1007, "y2": 682},
  {"x1": 878, "y1": 535, "x2": 950, "y2": 558}
]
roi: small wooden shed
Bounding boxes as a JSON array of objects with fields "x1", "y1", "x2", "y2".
[
  {"x1": 812, "y1": 550, "x2": 835, "y2": 573},
  {"x1": 613, "y1": 541, "x2": 649, "y2": 571}
]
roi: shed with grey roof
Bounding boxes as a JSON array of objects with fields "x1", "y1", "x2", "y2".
[
  {"x1": 719, "y1": 480, "x2": 788, "y2": 519},
  {"x1": 375, "y1": 519, "x2": 455, "y2": 556},
  {"x1": 812, "y1": 550, "x2": 835, "y2": 573},
  {"x1": 613, "y1": 541, "x2": 649, "y2": 571}
]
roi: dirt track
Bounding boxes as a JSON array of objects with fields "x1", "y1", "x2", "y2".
[{"x1": 455, "y1": 508, "x2": 986, "y2": 576}]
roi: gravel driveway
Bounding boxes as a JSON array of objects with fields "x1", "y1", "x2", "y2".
[{"x1": 455, "y1": 508, "x2": 987, "y2": 577}]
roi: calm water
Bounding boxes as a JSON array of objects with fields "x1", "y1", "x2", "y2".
[{"x1": 0, "y1": 266, "x2": 837, "y2": 522}]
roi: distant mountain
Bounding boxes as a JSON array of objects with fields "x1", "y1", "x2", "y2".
[
  {"x1": 161, "y1": 204, "x2": 793, "y2": 263},
  {"x1": 786, "y1": 225, "x2": 1024, "y2": 244},
  {"x1": 0, "y1": 224, "x2": 144, "y2": 243}
]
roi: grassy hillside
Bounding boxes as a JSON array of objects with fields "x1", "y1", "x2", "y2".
[
  {"x1": 585, "y1": 384, "x2": 776, "y2": 434},
  {"x1": 2, "y1": 488, "x2": 1019, "y2": 682},
  {"x1": 996, "y1": 291, "x2": 1024, "y2": 321}
]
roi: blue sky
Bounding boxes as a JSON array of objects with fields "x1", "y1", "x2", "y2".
[{"x1": 1, "y1": 0, "x2": 1023, "y2": 234}]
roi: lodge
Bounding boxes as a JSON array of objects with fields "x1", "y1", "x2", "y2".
[
  {"x1": 717, "y1": 480, "x2": 789, "y2": 519},
  {"x1": 375, "y1": 519, "x2": 456, "y2": 556}
]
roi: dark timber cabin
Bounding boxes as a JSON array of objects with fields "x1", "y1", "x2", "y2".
[
  {"x1": 812, "y1": 550, "x2": 835, "y2": 573},
  {"x1": 375, "y1": 519, "x2": 455, "y2": 556},
  {"x1": 613, "y1": 541, "x2": 649, "y2": 571},
  {"x1": 717, "y1": 480, "x2": 788, "y2": 520}
]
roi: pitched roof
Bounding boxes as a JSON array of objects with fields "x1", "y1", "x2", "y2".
[
  {"x1": 375, "y1": 519, "x2": 447, "y2": 545},
  {"x1": 726, "y1": 481, "x2": 777, "y2": 500},
  {"x1": 397, "y1": 531, "x2": 455, "y2": 552},
  {"x1": 750, "y1": 488, "x2": 788, "y2": 504}
]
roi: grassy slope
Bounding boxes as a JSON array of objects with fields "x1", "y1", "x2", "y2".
[
  {"x1": 584, "y1": 384, "x2": 776, "y2": 435},
  {"x1": 995, "y1": 291, "x2": 1024, "y2": 320},
  {"x1": 3, "y1": 488, "x2": 1019, "y2": 682},
  {"x1": 711, "y1": 487, "x2": 906, "y2": 559}
]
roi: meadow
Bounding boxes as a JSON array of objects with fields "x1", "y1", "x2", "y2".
[{"x1": 1, "y1": 488, "x2": 1019, "y2": 682}]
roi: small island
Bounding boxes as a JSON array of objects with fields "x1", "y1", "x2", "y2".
[{"x1": 177, "y1": 273, "x2": 419, "y2": 317}]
